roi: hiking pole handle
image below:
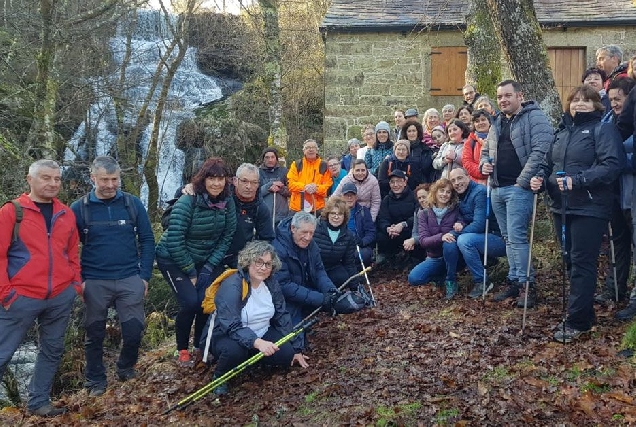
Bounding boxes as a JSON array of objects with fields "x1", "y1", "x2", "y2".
[{"x1": 356, "y1": 245, "x2": 376, "y2": 306}]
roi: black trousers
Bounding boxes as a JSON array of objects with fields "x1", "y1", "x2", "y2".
[
  {"x1": 603, "y1": 202, "x2": 632, "y2": 298},
  {"x1": 554, "y1": 214, "x2": 606, "y2": 331}
]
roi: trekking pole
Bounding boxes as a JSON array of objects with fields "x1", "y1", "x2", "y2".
[
  {"x1": 163, "y1": 317, "x2": 319, "y2": 415},
  {"x1": 357, "y1": 244, "x2": 377, "y2": 307},
  {"x1": 521, "y1": 190, "x2": 539, "y2": 334},
  {"x1": 311, "y1": 193, "x2": 317, "y2": 218},
  {"x1": 272, "y1": 189, "x2": 276, "y2": 230},
  {"x1": 482, "y1": 159, "x2": 494, "y2": 300},
  {"x1": 292, "y1": 267, "x2": 371, "y2": 329},
  {"x1": 556, "y1": 171, "x2": 569, "y2": 342},
  {"x1": 608, "y1": 222, "x2": 619, "y2": 302}
]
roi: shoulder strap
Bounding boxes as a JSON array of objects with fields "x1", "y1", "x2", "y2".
[
  {"x1": 80, "y1": 195, "x2": 90, "y2": 236},
  {"x1": 4, "y1": 200, "x2": 23, "y2": 244},
  {"x1": 295, "y1": 159, "x2": 303, "y2": 173},
  {"x1": 122, "y1": 192, "x2": 138, "y2": 232},
  {"x1": 319, "y1": 160, "x2": 328, "y2": 175}
]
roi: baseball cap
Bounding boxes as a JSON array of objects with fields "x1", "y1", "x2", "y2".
[
  {"x1": 405, "y1": 108, "x2": 419, "y2": 118},
  {"x1": 388, "y1": 169, "x2": 407, "y2": 179},
  {"x1": 341, "y1": 182, "x2": 358, "y2": 195}
]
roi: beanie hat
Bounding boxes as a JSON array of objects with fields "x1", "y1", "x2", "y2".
[{"x1": 375, "y1": 121, "x2": 391, "y2": 134}]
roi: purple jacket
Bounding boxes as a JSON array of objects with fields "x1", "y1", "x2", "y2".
[{"x1": 417, "y1": 206, "x2": 463, "y2": 258}]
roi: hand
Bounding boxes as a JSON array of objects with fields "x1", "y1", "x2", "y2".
[
  {"x1": 442, "y1": 233, "x2": 456, "y2": 243},
  {"x1": 182, "y1": 183, "x2": 195, "y2": 196},
  {"x1": 453, "y1": 223, "x2": 463, "y2": 232},
  {"x1": 195, "y1": 264, "x2": 215, "y2": 288},
  {"x1": 558, "y1": 176, "x2": 572, "y2": 191},
  {"x1": 529, "y1": 176, "x2": 543, "y2": 192},
  {"x1": 482, "y1": 162, "x2": 494, "y2": 175},
  {"x1": 270, "y1": 184, "x2": 280, "y2": 193},
  {"x1": 393, "y1": 223, "x2": 404, "y2": 234},
  {"x1": 254, "y1": 338, "x2": 279, "y2": 356},
  {"x1": 190, "y1": 277, "x2": 197, "y2": 286},
  {"x1": 445, "y1": 151, "x2": 456, "y2": 161},
  {"x1": 322, "y1": 290, "x2": 340, "y2": 313},
  {"x1": 291, "y1": 353, "x2": 309, "y2": 368},
  {"x1": 403, "y1": 238, "x2": 415, "y2": 251},
  {"x1": 142, "y1": 279, "x2": 148, "y2": 297},
  {"x1": 304, "y1": 183, "x2": 317, "y2": 194},
  {"x1": 273, "y1": 180, "x2": 284, "y2": 188}
]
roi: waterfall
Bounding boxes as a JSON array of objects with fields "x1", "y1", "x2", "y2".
[{"x1": 65, "y1": 9, "x2": 222, "y2": 205}]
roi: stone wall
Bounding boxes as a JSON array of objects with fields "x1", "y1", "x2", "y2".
[{"x1": 323, "y1": 26, "x2": 636, "y2": 153}]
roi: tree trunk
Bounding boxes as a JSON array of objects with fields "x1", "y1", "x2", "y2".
[
  {"x1": 259, "y1": 0, "x2": 287, "y2": 157},
  {"x1": 463, "y1": 0, "x2": 502, "y2": 98},
  {"x1": 485, "y1": 0, "x2": 562, "y2": 124}
]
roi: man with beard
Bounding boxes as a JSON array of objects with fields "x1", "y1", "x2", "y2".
[{"x1": 259, "y1": 147, "x2": 290, "y2": 226}]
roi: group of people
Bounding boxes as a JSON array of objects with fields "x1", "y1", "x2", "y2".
[{"x1": 3, "y1": 43, "x2": 636, "y2": 416}]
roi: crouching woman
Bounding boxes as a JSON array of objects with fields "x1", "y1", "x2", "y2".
[{"x1": 210, "y1": 241, "x2": 309, "y2": 395}]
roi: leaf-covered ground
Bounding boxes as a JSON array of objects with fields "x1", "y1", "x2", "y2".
[{"x1": 3, "y1": 266, "x2": 636, "y2": 426}]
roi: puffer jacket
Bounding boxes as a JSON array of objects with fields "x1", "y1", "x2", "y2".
[
  {"x1": 433, "y1": 140, "x2": 464, "y2": 177},
  {"x1": 480, "y1": 101, "x2": 553, "y2": 188},
  {"x1": 365, "y1": 140, "x2": 394, "y2": 176},
  {"x1": 212, "y1": 269, "x2": 301, "y2": 352},
  {"x1": 0, "y1": 194, "x2": 81, "y2": 307},
  {"x1": 462, "y1": 133, "x2": 488, "y2": 184},
  {"x1": 287, "y1": 156, "x2": 332, "y2": 212},
  {"x1": 418, "y1": 206, "x2": 463, "y2": 258},
  {"x1": 377, "y1": 155, "x2": 413, "y2": 198},
  {"x1": 156, "y1": 193, "x2": 237, "y2": 278},
  {"x1": 349, "y1": 202, "x2": 376, "y2": 248},
  {"x1": 313, "y1": 219, "x2": 358, "y2": 279},
  {"x1": 259, "y1": 164, "x2": 290, "y2": 223},
  {"x1": 409, "y1": 140, "x2": 435, "y2": 185},
  {"x1": 332, "y1": 171, "x2": 381, "y2": 221},
  {"x1": 272, "y1": 217, "x2": 336, "y2": 308},
  {"x1": 539, "y1": 110, "x2": 624, "y2": 220}
]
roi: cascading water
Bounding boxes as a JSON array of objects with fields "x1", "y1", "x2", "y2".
[{"x1": 65, "y1": 8, "x2": 222, "y2": 204}]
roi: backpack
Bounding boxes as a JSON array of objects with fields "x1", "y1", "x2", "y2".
[
  {"x1": 295, "y1": 159, "x2": 328, "y2": 175},
  {"x1": 161, "y1": 194, "x2": 195, "y2": 231},
  {"x1": 3, "y1": 200, "x2": 23, "y2": 244},
  {"x1": 78, "y1": 192, "x2": 138, "y2": 241}
]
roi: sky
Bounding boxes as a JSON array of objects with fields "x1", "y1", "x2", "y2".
[{"x1": 146, "y1": 0, "x2": 254, "y2": 14}]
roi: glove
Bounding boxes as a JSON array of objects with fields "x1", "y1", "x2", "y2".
[
  {"x1": 195, "y1": 264, "x2": 215, "y2": 289},
  {"x1": 321, "y1": 289, "x2": 340, "y2": 313}
]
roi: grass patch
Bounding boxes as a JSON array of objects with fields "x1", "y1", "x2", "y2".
[
  {"x1": 433, "y1": 407, "x2": 460, "y2": 425},
  {"x1": 375, "y1": 402, "x2": 422, "y2": 426},
  {"x1": 482, "y1": 366, "x2": 512, "y2": 383}
]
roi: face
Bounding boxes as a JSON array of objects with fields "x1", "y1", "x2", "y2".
[
  {"x1": 291, "y1": 221, "x2": 315, "y2": 248},
  {"x1": 458, "y1": 109, "x2": 472, "y2": 124},
  {"x1": 476, "y1": 101, "x2": 493, "y2": 114},
  {"x1": 389, "y1": 177, "x2": 407, "y2": 194},
  {"x1": 363, "y1": 129, "x2": 376, "y2": 146},
  {"x1": 205, "y1": 176, "x2": 226, "y2": 197},
  {"x1": 447, "y1": 124, "x2": 463, "y2": 142},
  {"x1": 327, "y1": 209, "x2": 345, "y2": 227},
  {"x1": 449, "y1": 169, "x2": 469, "y2": 195},
  {"x1": 596, "y1": 50, "x2": 618, "y2": 74},
  {"x1": 463, "y1": 86, "x2": 476, "y2": 103},
  {"x1": 609, "y1": 88, "x2": 627, "y2": 116},
  {"x1": 473, "y1": 115, "x2": 491, "y2": 133},
  {"x1": 406, "y1": 125, "x2": 418, "y2": 141},
  {"x1": 394, "y1": 111, "x2": 405, "y2": 127},
  {"x1": 303, "y1": 142, "x2": 318, "y2": 161},
  {"x1": 416, "y1": 189, "x2": 428, "y2": 208},
  {"x1": 432, "y1": 130, "x2": 447, "y2": 145},
  {"x1": 394, "y1": 144, "x2": 409, "y2": 159},
  {"x1": 27, "y1": 166, "x2": 62, "y2": 203},
  {"x1": 426, "y1": 113, "x2": 440, "y2": 128},
  {"x1": 342, "y1": 192, "x2": 357, "y2": 208},
  {"x1": 569, "y1": 93, "x2": 595, "y2": 117},
  {"x1": 376, "y1": 130, "x2": 389, "y2": 143},
  {"x1": 327, "y1": 159, "x2": 341, "y2": 177},
  {"x1": 352, "y1": 164, "x2": 368, "y2": 181},
  {"x1": 91, "y1": 168, "x2": 120, "y2": 200},
  {"x1": 349, "y1": 143, "x2": 359, "y2": 156},
  {"x1": 234, "y1": 171, "x2": 259, "y2": 200},
  {"x1": 263, "y1": 152, "x2": 278, "y2": 168},
  {"x1": 248, "y1": 253, "x2": 274, "y2": 283},
  {"x1": 496, "y1": 84, "x2": 523, "y2": 116},
  {"x1": 442, "y1": 108, "x2": 455, "y2": 122},
  {"x1": 583, "y1": 73, "x2": 604, "y2": 92},
  {"x1": 436, "y1": 185, "x2": 453, "y2": 207}
]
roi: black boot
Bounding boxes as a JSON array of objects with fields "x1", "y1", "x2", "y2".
[
  {"x1": 493, "y1": 279, "x2": 519, "y2": 302},
  {"x1": 615, "y1": 302, "x2": 636, "y2": 321}
]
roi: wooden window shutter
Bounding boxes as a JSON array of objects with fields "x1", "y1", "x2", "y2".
[
  {"x1": 548, "y1": 47, "x2": 586, "y2": 110},
  {"x1": 430, "y1": 47, "x2": 467, "y2": 96}
]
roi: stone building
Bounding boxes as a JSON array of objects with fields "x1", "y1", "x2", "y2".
[{"x1": 320, "y1": 0, "x2": 636, "y2": 150}]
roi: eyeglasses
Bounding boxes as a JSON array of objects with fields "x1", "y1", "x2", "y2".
[
  {"x1": 254, "y1": 259, "x2": 273, "y2": 269},
  {"x1": 304, "y1": 146, "x2": 318, "y2": 150},
  {"x1": 327, "y1": 163, "x2": 339, "y2": 168},
  {"x1": 328, "y1": 212, "x2": 343, "y2": 217},
  {"x1": 238, "y1": 178, "x2": 259, "y2": 186}
]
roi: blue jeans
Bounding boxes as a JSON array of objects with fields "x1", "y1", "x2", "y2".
[
  {"x1": 457, "y1": 233, "x2": 507, "y2": 283},
  {"x1": 491, "y1": 185, "x2": 535, "y2": 283},
  {"x1": 407, "y1": 242, "x2": 464, "y2": 285}
]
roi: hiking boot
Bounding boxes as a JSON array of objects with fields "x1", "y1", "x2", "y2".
[
  {"x1": 516, "y1": 285, "x2": 537, "y2": 308},
  {"x1": 493, "y1": 280, "x2": 520, "y2": 302},
  {"x1": 28, "y1": 404, "x2": 67, "y2": 417},
  {"x1": 117, "y1": 368, "x2": 136, "y2": 382},
  {"x1": 212, "y1": 375, "x2": 229, "y2": 395},
  {"x1": 594, "y1": 288, "x2": 626, "y2": 305},
  {"x1": 616, "y1": 302, "x2": 636, "y2": 321},
  {"x1": 553, "y1": 325, "x2": 590, "y2": 344},
  {"x1": 88, "y1": 384, "x2": 106, "y2": 397},
  {"x1": 468, "y1": 282, "x2": 494, "y2": 299},
  {"x1": 445, "y1": 281, "x2": 458, "y2": 300},
  {"x1": 177, "y1": 349, "x2": 192, "y2": 366}
]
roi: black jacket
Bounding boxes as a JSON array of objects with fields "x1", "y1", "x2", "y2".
[
  {"x1": 377, "y1": 186, "x2": 418, "y2": 232},
  {"x1": 540, "y1": 111, "x2": 624, "y2": 220},
  {"x1": 377, "y1": 155, "x2": 413, "y2": 198},
  {"x1": 409, "y1": 140, "x2": 434, "y2": 186},
  {"x1": 313, "y1": 219, "x2": 358, "y2": 278}
]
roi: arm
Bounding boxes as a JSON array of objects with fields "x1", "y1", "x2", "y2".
[
  {"x1": 274, "y1": 247, "x2": 326, "y2": 307},
  {"x1": 377, "y1": 159, "x2": 390, "y2": 196},
  {"x1": 417, "y1": 210, "x2": 443, "y2": 248},
  {"x1": 205, "y1": 197, "x2": 237, "y2": 269},
  {"x1": 214, "y1": 276, "x2": 259, "y2": 349},
  {"x1": 432, "y1": 143, "x2": 449, "y2": 170},
  {"x1": 133, "y1": 198, "x2": 156, "y2": 281},
  {"x1": 314, "y1": 166, "x2": 333, "y2": 198},
  {"x1": 286, "y1": 161, "x2": 305, "y2": 193},
  {"x1": 65, "y1": 209, "x2": 82, "y2": 288},
  {"x1": 256, "y1": 202, "x2": 275, "y2": 241},
  {"x1": 376, "y1": 196, "x2": 391, "y2": 231},
  {"x1": 480, "y1": 125, "x2": 498, "y2": 171},
  {"x1": 164, "y1": 195, "x2": 198, "y2": 277},
  {"x1": 462, "y1": 136, "x2": 486, "y2": 181},
  {"x1": 360, "y1": 208, "x2": 376, "y2": 247},
  {"x1": 369, "y1": 176, "x2": 381, "y2": 221},
  {"x1": 617, "y1": 88, "x2": 635, "y2": 141},
  {"x1": 0, "y1": 203, "x2": 15, "y2": 304},
  {"x1": 456, "y1": 186, "x2": 486, "y2": 235},
  {"x1": 572, "y1": 123, "x2": 623, "y2": 188},
  {"x1": 517, "y1": 111, "x2": 553, "y2": 188},
  {"x1": 267, "y1": 278, "x2": 303, "y2": 352}
]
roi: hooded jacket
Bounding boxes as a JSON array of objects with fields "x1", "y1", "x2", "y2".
[
  {"x1": 259, "y1": 163, "x2": 290, "y2": 223},
  {"x1": 287, "y1": 156, "x2": 333, "y2": 212}
]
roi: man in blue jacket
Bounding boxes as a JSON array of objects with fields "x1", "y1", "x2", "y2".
[
  {"x1": 272, "y1": 212, "x2": 339, "y2": 348},
  {"x1": 341, "y1": 182, "x2": 376, "y2": 266},
  {"x1": 71, "y1": 156, "x2": 155, "y2": 397}
]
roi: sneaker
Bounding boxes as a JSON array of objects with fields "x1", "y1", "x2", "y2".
[
  {"x1": 28, "y1": 404, "x2": 67, "y2": 417},
  {"x1": 616, "y1": 302, "x2": 636, "y2": 321},
  {"x1": 445, "y1": 281, "x2": 458, "y2": 300},
  {"x1": 553, "y1": 325, "x2": 590, "y2": 343},
  {"x1": 516, "y1": 285, "x2": 537, "y2": 308},
  {"x1": 493, "y1": 280, "x2": 520, "y2": 302},
  {"x1": 468, "y1": 282, "x2": 494, "y2": 299},
  {"x1": 178, "y1": 349, "x2": 192, "y2": 366},
  {"x1": 88, "y1": 384, "x2": 106, "y2": 397},
  {"x1": 117, "y1": 368, "x2": 136, "y2": 382}
]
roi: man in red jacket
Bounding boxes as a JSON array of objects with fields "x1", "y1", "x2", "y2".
[{"x1": 0, "y1": 159, "x2": 81, "y2": 417}]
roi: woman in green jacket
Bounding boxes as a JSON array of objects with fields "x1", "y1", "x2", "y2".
[{"x1": 156, "y1": 157, "x2": 237, "y2": 366}]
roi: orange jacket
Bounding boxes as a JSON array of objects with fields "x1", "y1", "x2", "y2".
[
  {"x1": 0, "y1": 194, "x2": 81, "y2": 307},
  {"x1": 287, "y1": 156, "x2": 333, "y2": 212}
]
